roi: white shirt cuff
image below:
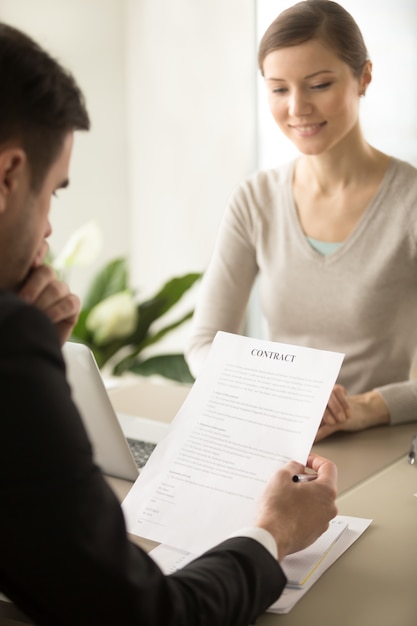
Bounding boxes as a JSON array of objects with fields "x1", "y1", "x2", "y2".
[{"x1": 228, "y1": 527, "x2": 278, "y2": 560}]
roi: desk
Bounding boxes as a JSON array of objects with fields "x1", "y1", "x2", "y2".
[
  {"x1": 257, "y1": 455, "x2": 417, "y2": 626},
  {"x1": 313, "y1": 422, "x2": 416, "y2": 494},
  {"x1": 1, "y1": 381, "x2": 416, "y2": 625},
  {"x1": 106, "y1": 450, "x2": 417, "y2": 626},
  {"x1": 88, "y1": 451, "x2": 417, "y2": 626}
]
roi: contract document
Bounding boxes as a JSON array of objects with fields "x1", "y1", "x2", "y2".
[{"x1": 122, "y1": 331, "x2": 344, "y2": 554}]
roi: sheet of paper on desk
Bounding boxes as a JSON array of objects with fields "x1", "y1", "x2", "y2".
[
  {"x1": 122, "y1": 331, "x2": 344, "y2": 554},
  {"x1": 269, "y1": 516, "x2": 372, "y2": 614},
  {"x1": 149, "y1": 516, "x2": 372, "y2": 614},
  {"x1": 282, "y1": 517, "x2": 349, "y2": 588}
]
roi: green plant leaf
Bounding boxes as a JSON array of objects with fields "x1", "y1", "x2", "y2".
[
  {"x1": 124, "y1": 353, "x2": 195, "y2": 383},
  {"x1": 134, "y1": 273, "x2": 200, "y2": 336},
  {"x1": 71, "y1": 317, "x2": 131, "y2": 369},
  {"x1": 71, "y1": 309, "x2": 91, "y2": 343},
  {"x1": 139, "y1": 309, "x2": 195, "y2": 351},
  {"x1": 112, "y1": 309, "x2": 194, "y2": 374},
  {"x1": 90, "y1": 340, "x2": 127, "y2": 369},
  {"x1": 71, "y1": 264, "x2": 201, "y2": 377},
  {"x1": 82, "y1": 258, "x2": 128, "y2": 310},
  {"x1": 151, "y1": 273, "x2": 201, "y2": 313}
]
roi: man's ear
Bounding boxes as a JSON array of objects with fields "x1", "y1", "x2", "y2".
[{"x1": 0, "y1": 147, "x2": 27, "y2": 214}]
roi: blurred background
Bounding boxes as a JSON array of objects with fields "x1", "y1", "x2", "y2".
[{"x1": 1, "y1": 0, "x2": 416, "y2": 343}]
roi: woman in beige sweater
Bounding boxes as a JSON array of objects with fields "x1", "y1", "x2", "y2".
[{"x1": 186, "y1": 0, "x2": 417, "y2": 441}]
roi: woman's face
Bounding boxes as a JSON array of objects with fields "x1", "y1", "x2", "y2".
[{"x1": 262, "y1": 38, "x2": 371, "y2": 156}]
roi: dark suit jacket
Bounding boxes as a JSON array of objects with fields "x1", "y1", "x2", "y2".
[{"x1": 0, "y1": 292, "x2": 286, "y2": 625}]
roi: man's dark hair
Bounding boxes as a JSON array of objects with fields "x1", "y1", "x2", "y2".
[{"x1": 0, "y1": 23, "x2": 90, "y2": 191}]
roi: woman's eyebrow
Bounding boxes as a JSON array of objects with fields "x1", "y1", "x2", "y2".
[{"x1": 265, "y1": 69, "x2": 335, "y2": 82}]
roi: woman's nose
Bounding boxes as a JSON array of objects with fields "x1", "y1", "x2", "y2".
[
  {"x1": 289, "y1": 89, "x2": 312, "y2": 117},
  {"x1": 45, "y1": 220, "x2": 52, "y2": 238}
]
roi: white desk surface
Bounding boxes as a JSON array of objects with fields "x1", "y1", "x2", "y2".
[{"x1": 1, "y1": 380, "x2": 416, "y2": 625}]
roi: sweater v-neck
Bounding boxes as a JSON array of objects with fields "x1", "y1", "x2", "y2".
[{"x1": 285, "y1": 157, "x2": 396, "y2": 263}]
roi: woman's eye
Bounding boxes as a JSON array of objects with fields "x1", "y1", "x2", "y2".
[
  {"x1": 272, "y1": 87, "x2": 288, "y2": 95},
  {"x1": 311, "y1": 82, "x2": 332, "y2": 90}
]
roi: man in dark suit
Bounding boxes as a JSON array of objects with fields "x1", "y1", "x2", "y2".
[{"x1": 0, "y1": 22, "x2": 338, "y2": 626}]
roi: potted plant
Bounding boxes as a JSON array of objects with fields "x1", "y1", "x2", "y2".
[{"x1": 51, "y1": 222, "x2": 200, "y2": 383}]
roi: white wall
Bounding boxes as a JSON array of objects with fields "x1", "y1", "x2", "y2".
[
  {"x1": 0, "y1": 0, "x2": 257, "y2": 321},
  {"x1": 0, "y1": 0, "x2": 130, "y2": 297},
  {"x1": 126, "y1": 0, "x2": 256, "y2": 295},
  {"x1": 4, "y1": 1, "x2": 415, "y2": 347}
]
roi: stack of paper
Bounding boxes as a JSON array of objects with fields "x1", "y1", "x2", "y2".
[
  {"x1": 269, "y1": 516, "x2": 372, "y2": 614},
  {"x1": 148, "y1": 516, "x2": 371, "y2": 614},
  {"x1": 282, "y1": 517, "x2": 349, "y2": 588}
]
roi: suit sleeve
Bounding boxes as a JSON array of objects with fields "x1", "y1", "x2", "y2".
[{"x1": 0, "y1": 299, "x2": 286, "y2": 626}]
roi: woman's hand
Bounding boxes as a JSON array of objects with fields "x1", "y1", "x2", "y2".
[
  {"x1": 316, "y1": 390, "x2": 390, "y2": 441},
  {"x1": 322, "y1": 384, "x2": 351, "y2": 425}
]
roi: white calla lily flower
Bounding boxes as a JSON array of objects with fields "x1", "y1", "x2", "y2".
[
  {"x1": 86, "y1": 290, "x2": 138, "y2": 346},
  {"x1": 53, "y1": 220, "x2": 103, "y2": 272}
]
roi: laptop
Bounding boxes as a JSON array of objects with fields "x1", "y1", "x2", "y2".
[{"x1": 62, "y1": 341, "x2": 172, "y2": 481}]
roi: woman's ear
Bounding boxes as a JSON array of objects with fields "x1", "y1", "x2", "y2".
[
  {"x1": 359, "y1": 60, "x2": 372, "y2": 97},
  {"x1": 0, "y1": 147, "x2": 26, "y2": 213}
]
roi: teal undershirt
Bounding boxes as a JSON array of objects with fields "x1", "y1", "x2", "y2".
[{"x1": 307, "y1": 237, "x2": 342, "y2": 256}]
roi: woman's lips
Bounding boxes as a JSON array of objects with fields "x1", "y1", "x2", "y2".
[{"x1": 289, "y1": 121, "x2": 327, "y2": 136}]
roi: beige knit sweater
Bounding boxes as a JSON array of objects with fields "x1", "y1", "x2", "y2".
[{"x1": 186, "y1": 157, "x2": 417, "y2": 425}]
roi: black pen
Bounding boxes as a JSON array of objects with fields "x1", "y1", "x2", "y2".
[
  {"x1": 408, "y1": 434, "x2": 416, "y2": 465},
  {"x1": 292, "y1": 474, "x2": 318, "y2": 483}
]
